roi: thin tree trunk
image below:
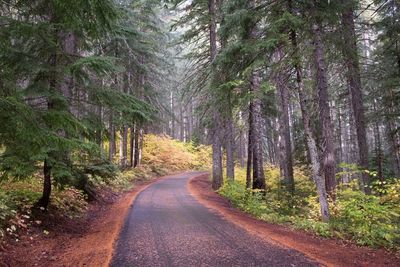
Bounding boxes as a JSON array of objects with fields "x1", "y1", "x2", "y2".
[
  {"x1": 341, "y1": 3, "x2": 371, "y2": 193},
  {"x1": 109, "y1": 113, "x2": 115, "y2": 162},
  {"x1": 130, "y1": 126, "x2": 134, "y2": 167},
  {"x1": 209, "y1": 0, "x2": 223, "y2": 190},
  {"x1": 246, "y1": 109, "x2": 253, "y2": 189},
  {"x1": 188, "y1": 102, "x2": 193, "y2": 141},
  {"x1": 239, "y1": 127, "x2": 245, "y2": 168},
  {"x1": 133, "y1": 124, "x2": 141, "y2": 168},
  {"x1": 171, "y1": 91, "x2": 175, "y2": 139},
  {"x1": 179, "y1": 104, "x2": 184, "y2": 141},
  {"x1": 289, "y1": 0, "x2": 329, "y2": 220},
  {"x1": 337, "y1": 105, "x2": 343, "y2": 165},
  {"x1": 266, "y1": 119, "x2": 277, "y2": 165},
  {"x1": 120, "y1": 126, "x2": 128, "y2": 168},
  {"x1": 373, "y1": 100, "x2": 383, "y2": 181},
  {"x1": 37, "y1": 159, "x2": 52, "y2": 209},
  {"x1": 250, "y1": 70, "x2": 266, "y2": 190},
  {"x1": 311, "y1": 19, "x2": 336, "y2": 198},
  {"x1": 248, "y1": 0, "x2": 265, "y2": 191},
  {"x1": 226, "y1": 112, "x2": 235, "y2": 180},
  {"x1": 96, "y1": 105, "x2": 102, "y2": 148},
  {"x1": 273, "y1": 47, "x2": 294, "y2": 192}
]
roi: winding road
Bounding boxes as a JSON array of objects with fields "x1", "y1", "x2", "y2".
[{"x1": 110, "y1": 172, "x2": 319, "y2": 267}]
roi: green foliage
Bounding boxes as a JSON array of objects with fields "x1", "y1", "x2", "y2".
[
  {"x1": 220, "y1": 166, "x2": 400, "y2": 249},
  {"x1": 0, "y1": 178, "x2": 89, "y2": 228},
  {"x1": 330, "y1": 185, "x2": 400, "y2": 248},
  {"x1": 220, "y1": 181, "x2": 269, "y2": 217},
  {"x1": 52, "y1": 187, "x2": 88, "y2": 219}
]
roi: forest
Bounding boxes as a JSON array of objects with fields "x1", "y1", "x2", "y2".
[{"x1": 0, "y1": 0, "x2": 400, "y2": 265}]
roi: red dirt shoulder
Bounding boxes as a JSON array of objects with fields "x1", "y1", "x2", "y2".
[{"x1": 187, "y1": 174, "x2": 400, "y2": 267}]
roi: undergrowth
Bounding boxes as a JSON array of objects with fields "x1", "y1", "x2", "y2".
[
  {"x1": 219, "y1": 166, "x2": 400, "y2": 249},
  {"x1": 0, "y1": 134, "x2": 211, "y2": 240}
]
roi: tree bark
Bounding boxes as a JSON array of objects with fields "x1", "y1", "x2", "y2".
[
  {"x1": 120, "y1": 126, "x2": 128, "y2": 168},
  {"x1": 225, "y1": 111, "x2": 235, "y2": 181},
  {"x1": 171, "y1": 91, "x2": 176, "y2": 139},
  {"x1": 133, "y1": 124, "x2": 141, "y2": 168},
  {"x1": 385, "y1": 88, "x2": 400, "y2": 177},
  {"x1": 289, "y1": 0, "x2": 330, "y2": 220},
  {"x1": 250, "y1": 70, "x2": 266, "y2": 190},
  {"x1": 209, "y1": 0, "x2": 223, "y2": 190},
  {"x1": 179, "y1": 104, "x2": 184, "y2": 141},
  {"x1": 311, "y1": 20, "x2": 336, "y2": 198},
  {"x1": 246, "y1": 109, "x2": 253, "y2": 189},
  {"x1": 130, "y1": 126, "x2": 135, "y2": 167},
  {"x1": 273, "y1": 47, "x2": 294, "y2": 193},
  {"x1": 37, "y1": 159, "x2": 52, "y2": 209},
  {"x1": 341, "y1": 3, "x2": 371, "y2": 193},
  {"x1": 39, "y1": 28, "x2": 76, "y2": 207},
  {"x1": 238, "y1": 126, "x2": 246, "y2": 168},
  {"x1": 109, "y1": 113, "x2": 116, "y2": 162},
  {"x1": 373, "y1": 100, "x2": 383, "y2": 181},
  {"x1": 247, "y1": 0, "x2": 265, "y2": 191}
]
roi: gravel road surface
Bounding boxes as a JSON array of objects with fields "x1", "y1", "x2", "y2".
[{"x1": 110, "y1": 172, "x2": 319, "y2": 267}]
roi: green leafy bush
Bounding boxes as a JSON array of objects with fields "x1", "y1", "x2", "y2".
[
  {"x1": 219, "y1": 166, "x2": 400, "y2": 249},
  {"x1": 52, "y1": 187, "x2": 88, "y2": 219},
  {"x1": 330, "y1": 187, "x2": 400, "y2": 248},
  {"x1": 220, "y1": 181, "x2": 269, "y2": 217}
]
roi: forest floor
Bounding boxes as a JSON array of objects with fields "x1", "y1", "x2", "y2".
[
  {"x1": 0, "y1": 173, "x2": 170, "y2": 267},
  {"x1": 189, "y1": 174, "x2": 400, "y2": 267}
]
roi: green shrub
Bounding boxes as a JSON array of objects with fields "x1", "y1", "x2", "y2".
[
  {"x1": 219, "y1": 166, "x2": 400, "y2": 249},
  {"x1": 330, "y1": 188, "x2": 400, "y2": 248},
  {"x1": 219, "y1": 181, "x2": 270, "y2": 217},
  {"x1": 52, "y1": 187, "x2": 88, "y2": 219}
]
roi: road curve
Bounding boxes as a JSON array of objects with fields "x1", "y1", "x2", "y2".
[{"x1": 110, "y1": 172, "x2": 319, "y2": 267}]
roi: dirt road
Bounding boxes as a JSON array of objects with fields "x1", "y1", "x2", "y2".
[{"x1": 110, "y1": 172, "x2": 318, "y2": 267}]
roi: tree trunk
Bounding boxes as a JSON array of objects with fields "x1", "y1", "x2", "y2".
[
  {"x1": 120, "y1": 126, "x2": 128, "y2": 168},
  {"x1": 248, "y1": 0, "x2": 265, "y2": 191},
  {"x1": 109, "y1": 113, "x2": 116, "y2": 162},
  {"x1": 212, "y1": 134, "x2": 223, "y2": 190},
  {"x1": 289, "y1": 0, "x2": 329, "y2": 220},
  {"x1": 37, "y1": 159, "x2": 52, "y2": 209},
  {"x1": 246, "y1": 110, "x2": 253, "y2": 189},
  {"x1": 250, "y1": 70, "x2": 266, "y2": 190},
  {"x1": 188, "y1": 102, "x2": 193, "y2": 141},
  {"x1": 295, "y1": 59, "x2": 330, "y2": 221},
  {"x1": 341, "y1": 3, "x2": 371, "y2": 193},
  {"x1": 209, "y1": 0, "x2": 223, "y2": 190},
  {"x1": 238, "y1": 126, "x2": 246, "y2": 168},
  {"x1": 130, "y1": 126, "x2": 134, "y2": 167},
  {"x1": 311, "y1": 20, "x2": 336, "y2": 198},
  {"x1": 373, "y1": 100, "x2": 383, "y2": 181},
  {"x1": 385, "y1": 88, "x2": 400, "y2": 177},
  {"x1": 39, "y1": 29, "x2": 76, "y2": 207},
  {"x1": 179, "y1": 104, "x2": 184, "y2": 141},
  {"x1": 225, "y1": 112, "x2": 235, "y2": 181},
  {"x1": 273, "y1": 47, "x2": 294, "y2": 193},
  {"x1": 171, "y1": 91, "x2": 176, "y2": 139},
  {"x1": 133, "y1": 124, "x2": 141, "y2": 168},
  {"x1": 96, "y1": 105, "x2": 103, "y2": 149},
  {"x1": 388, "y1": 121, "x2": 400, "y2": 177}
]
